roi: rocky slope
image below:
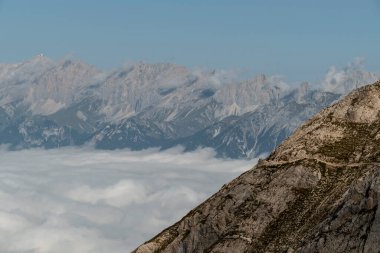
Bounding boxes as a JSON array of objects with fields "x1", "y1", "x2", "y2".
[{"x1": 134, "y1": 80, "x2": 380, "y2": 253}]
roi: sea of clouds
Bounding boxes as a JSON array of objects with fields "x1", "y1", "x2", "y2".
[{"x1": 0, "y1": 147, "x2": 255, "y2": 252}]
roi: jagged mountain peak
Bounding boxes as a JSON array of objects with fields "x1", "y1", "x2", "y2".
[
  {"x1": 109, "y1": 62, "x2": 189, "y2": 83},
  {"x1": 24, "y1": 53, "x2": 53, "y2": 65},
  {"x1": 134, "y1": 80, "x2": 380, "y2": 253},
  {"x1": 213, "y1": 74, "x2": 289, "y2": 116},
  {"x1": 253, "y1": 73, "x2": 267, "y2": 83}
]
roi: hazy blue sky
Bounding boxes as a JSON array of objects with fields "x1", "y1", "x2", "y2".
[{"x1": 0, "y1": 0, "x2": 379, "y2": 81}]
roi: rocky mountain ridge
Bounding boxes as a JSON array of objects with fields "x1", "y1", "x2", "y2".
[
  {"x1": 134, "y1": 80, "x2": 380, "y2": 252},
  {"x1": 0, "y1": 56, "x2": 378, "y2": 158}
]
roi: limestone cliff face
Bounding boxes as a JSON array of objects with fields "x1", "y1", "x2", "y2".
[{"x1": 134, "y1": 80, "x2": 380, "y2": 253}]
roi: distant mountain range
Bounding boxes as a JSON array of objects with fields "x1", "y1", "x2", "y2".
[{"x1": 0, "y1": 56, "x2": 378, "y2": 158}]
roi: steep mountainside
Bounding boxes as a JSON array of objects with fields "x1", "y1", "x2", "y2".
[
  {"x1": 0, "y1": 56, "x2": 378, "y2": 158},
  {"x1": 134, "y1": 80, "x2": 380, "y2": 253}
]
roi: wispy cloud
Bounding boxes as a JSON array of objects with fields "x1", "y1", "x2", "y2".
[
  {"x1": 322, "y1": 58, "x2": 379, "y2": 94},
  {"x1": 0, "y1": 147, "x2": 254, "y2": 252}
]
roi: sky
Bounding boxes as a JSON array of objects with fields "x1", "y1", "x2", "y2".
[
  {"x1": 0, "y1": 0, "x2": 379, "y2": 81},
  {"x1": 0, "y1": 147, "x2": 254, "y2": 252}
]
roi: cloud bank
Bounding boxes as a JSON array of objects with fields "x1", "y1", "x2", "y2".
[{"x1": 0, "y1": 147, "x2": 254, "y2": 252}]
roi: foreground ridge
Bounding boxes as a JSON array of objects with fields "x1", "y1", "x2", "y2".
[{"x1": 134, "y1": 80, "x2": 380, "y2": 253}]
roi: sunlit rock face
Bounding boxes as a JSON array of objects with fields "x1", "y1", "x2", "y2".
[
  {"x1": 0, "y1": 56, "x2": 378, "y2": 158},
  {"x1": 134, "y1": 81, "x2": 380, "y2": 253}
]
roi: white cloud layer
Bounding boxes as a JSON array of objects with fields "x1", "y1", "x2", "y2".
[{"x1": 0, "y1": 147, "x2": 254, "y2": 252}]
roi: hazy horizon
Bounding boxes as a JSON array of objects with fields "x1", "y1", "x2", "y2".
[
  {"x1": 1, "y1": 53, "x2": 378, "y2": 86},
  {"x1": 1, "y1": 0, "x2": 379, "y2": 81}
]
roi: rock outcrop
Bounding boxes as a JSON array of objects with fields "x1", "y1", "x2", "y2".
[{"x1": 134, "y1": 80, "x2": 380, "y2": 253}]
